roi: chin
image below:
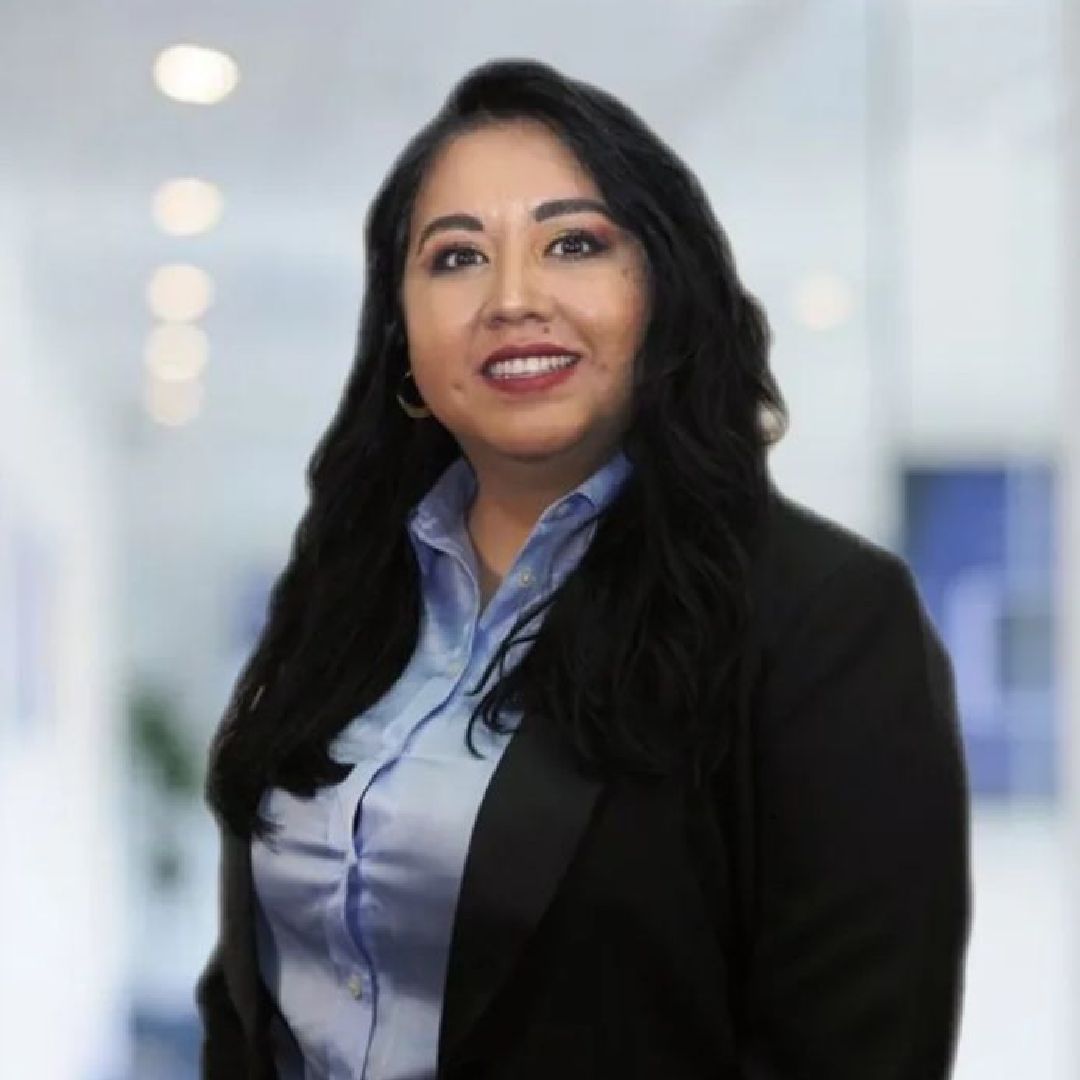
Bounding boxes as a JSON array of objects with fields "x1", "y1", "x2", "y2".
[{"x1": 486, "y1": 429, "x2": 589, "y2": 463}]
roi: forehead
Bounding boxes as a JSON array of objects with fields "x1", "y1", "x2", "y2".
[{"x1": 411, "y1": 120, "x2": 600, "y2": 220}]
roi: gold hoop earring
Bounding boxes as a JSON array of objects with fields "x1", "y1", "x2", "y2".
[{"x1": 396, "y1": 370, "x2": 432, "y2": 419}]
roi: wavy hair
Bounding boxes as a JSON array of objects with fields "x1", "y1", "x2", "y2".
[{"x1": 206, "y1": 57, "x2": 788, "y2": 839}]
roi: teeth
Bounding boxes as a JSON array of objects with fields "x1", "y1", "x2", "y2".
[{"x1": 486, "y1": 354, "x2": 578, "y2": 378}]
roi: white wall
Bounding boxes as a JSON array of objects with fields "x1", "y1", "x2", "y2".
[{"x1": 0, "y1": 199, "x2": 130, "y2": 1079}]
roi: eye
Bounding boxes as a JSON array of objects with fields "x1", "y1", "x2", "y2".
[
  {"x1": 548, "y1": 229, "x2": 609, "y2": 259},
  {"x1": 429, "y1": 245, "x2": 487, "y2": 274}
]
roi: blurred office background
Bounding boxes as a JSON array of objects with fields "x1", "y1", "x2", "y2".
[{"x1": 1, "y1": 1, "x2": 1076, "y2": 1076}]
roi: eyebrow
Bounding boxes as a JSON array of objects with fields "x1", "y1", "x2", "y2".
[{"x1": 414, "y1": 197, "x2": 615, "y2": 253}]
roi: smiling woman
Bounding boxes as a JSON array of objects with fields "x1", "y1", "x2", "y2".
[
  {"x1": 401, "y1": 121, "x2": 650, "y2": 596},
  {"x1": 197, "y1": 57, "x2": 971, "y2": 1080}
]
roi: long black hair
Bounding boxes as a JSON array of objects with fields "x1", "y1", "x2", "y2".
[{"x1": 206, "y1": 57, "x2": 788, "y2": 839}]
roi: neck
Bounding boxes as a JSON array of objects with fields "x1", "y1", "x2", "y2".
[{"x1": 463, "y1": 442, "x2": 617, "y2": 582}]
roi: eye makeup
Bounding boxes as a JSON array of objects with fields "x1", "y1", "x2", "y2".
[{"x1": 426, "y1": 226, "x2": 614, "y2": 276}]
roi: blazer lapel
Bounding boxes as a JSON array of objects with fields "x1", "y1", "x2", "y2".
[
  {"x1": 437, "y1": 706, "x2": 606, "y2": 1069},
  {"x1": 219, "y1": 707, "x2": 605, "y2": 1075},
  {"x1": 221, "y1": 827, "x2": 280, "y2": 1077},
  {"x1": 221, "y1": 828, "x2": 261, "y2": 1036}
]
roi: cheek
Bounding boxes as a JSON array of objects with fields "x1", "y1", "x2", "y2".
[
  {"x1": 404, "y1": 291, "x2": 471, "y2": 365},
  {"x1": 582, "y1": 277, "x2": 649, "y2": 363}
]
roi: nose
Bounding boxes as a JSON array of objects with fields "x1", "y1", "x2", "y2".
[{"x1": 483, "y1": 244, "x2": 552, "y2": 327}]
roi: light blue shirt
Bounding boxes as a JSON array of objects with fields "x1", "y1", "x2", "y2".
[{"x1": 251, "y1": 447, "x2": 633, "y2": 1079}]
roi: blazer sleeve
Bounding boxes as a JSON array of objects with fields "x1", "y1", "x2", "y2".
[
  {"x1": 195, "y1": 942, "x2": 249, "y2": 1077},
  {"x1": 195, "y1": 820, "x2": 255, "y2": 1079},
  {"x1": 739, "y1": 546, "x2": 973, "y2": 1079}
]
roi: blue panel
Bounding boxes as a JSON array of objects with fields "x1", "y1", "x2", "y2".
[{"x1": 901, "y1": 464, "x2": 1057, "y2": 803}]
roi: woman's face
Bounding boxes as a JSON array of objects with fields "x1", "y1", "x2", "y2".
[{"x1": 401, "y1": 119, "x2": 650, "y2": 473}]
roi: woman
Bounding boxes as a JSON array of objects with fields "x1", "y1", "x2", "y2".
[{"x1": 197, "y1": 57, "x2": 972, "y2": 1079}]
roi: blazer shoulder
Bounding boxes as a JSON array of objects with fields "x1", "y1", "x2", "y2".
[{"x1": 749, "y1": 482, "x2": 912, "y2": 650}]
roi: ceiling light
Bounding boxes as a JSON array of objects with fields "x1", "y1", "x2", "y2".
[
  {"x1": 146, "y1": 264, "x2": 214, "y2": 322},
  {"x1": 145, "y1": 373, "x2": 204, "y2": 427},
  {"x1": 152, "y1": 178, "x2": 223, "y2": 236},
  {"x1": 144, "y1": 323, "x2": 209, "y2": 382},
  {"x1": 153, "y1": 44, "x2": 239, "y2": 106},
  {"x1": 793, "y1": 272, "x2": 855, "y2": 332}
]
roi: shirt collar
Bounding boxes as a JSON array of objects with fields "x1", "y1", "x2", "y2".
[{"x1": 407, "y1": 446, "x2": 634, "y2": 550}]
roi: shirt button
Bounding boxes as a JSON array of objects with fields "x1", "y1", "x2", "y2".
[
  {"x1": 518, "y1": 568, "x2": 534, "y2": 587},
  {"x1": 347, "y1": 973, "x2": 364, "y2": 999}
]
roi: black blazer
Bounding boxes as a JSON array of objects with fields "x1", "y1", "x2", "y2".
[{"x1": 196, "y1": 486, "x2": 972, "y2": 1079}]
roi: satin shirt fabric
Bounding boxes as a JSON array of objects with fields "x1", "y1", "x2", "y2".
[{"x1": 250, "y1": 448, "x2": 633, "y2": 1078}]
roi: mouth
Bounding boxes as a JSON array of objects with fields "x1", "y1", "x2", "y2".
[
  {"x1": 479, "y1": 340, "x2": 581, "y2": 371},
  {"x1": 481, "y1": 352, "x2": 580, "y2": 378},
  {"x1": 479, "y1": 352, "x2": 582, "y2": 394}
]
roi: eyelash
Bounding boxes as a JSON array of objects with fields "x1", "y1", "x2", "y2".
[{"x1": 428, "y1": 229, "x2": 609, "y2": 274}]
